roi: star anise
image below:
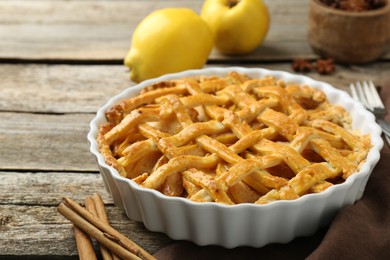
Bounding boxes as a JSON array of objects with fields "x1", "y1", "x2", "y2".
[
  {"x1": 315, "y1": 59, "x2": 335, "y2": 75},
  {"x1": 292, "y1": 59, "x2": 313, "y2": 73}
]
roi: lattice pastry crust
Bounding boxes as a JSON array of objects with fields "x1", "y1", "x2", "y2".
[{"x1": 98, "y1": 72, "x2": 371, "y2": 205}]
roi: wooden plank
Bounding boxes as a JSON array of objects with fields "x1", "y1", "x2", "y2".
[
  {"x1": 0, "y1": 0, "x2": 334, "y2": 62},
  {"x1": 0, "y1": 64, "x2": 133, "y2": 113},
  {"x1": 1, "y1": 63, "x2": 389, "y2": 172},
  {"x1": 0, "y1": 204, "x2": 172, "y2": 257},
  {"x1": 2, "y1": 63, "x2": 390, "y2": 114},
  {"x1": 0, "y1": 158, "x2": 175, "y2": 256},
  {"x1": 0, "y1": 171, "x2": 173, "y2": 257},
  {"x1": 0, "y1": 112, "x2": 97, "y2": 171},
  {"x1": 0, "y1": 0, "x2": 199, "y2": 61},
  {"x1": 0, "y1": 0, "x2": 389, "y2": 62},
  {"x1": 0, "y1": 171, "x2": 110, "y2": 205}
]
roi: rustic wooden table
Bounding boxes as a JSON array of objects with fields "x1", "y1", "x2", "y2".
[{"x1": 1, "y1": 0, "x2": 389, "y2": 258}]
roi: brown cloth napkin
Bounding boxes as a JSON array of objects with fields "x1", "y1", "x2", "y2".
[{"x1": 154, "y1": 85, "x2": 390, "y2": 260}]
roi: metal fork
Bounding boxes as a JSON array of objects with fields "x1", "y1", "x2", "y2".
[{"x1": 350, "y1": 81, "x2": 390, "y2": 145}]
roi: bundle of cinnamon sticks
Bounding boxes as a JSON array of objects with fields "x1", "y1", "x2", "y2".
[{"x1": 57, "y1": 193, "x2": 155, "y2": 260}]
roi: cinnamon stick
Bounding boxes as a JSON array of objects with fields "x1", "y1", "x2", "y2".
[
  {"x1": 92, "y1": 194, "x2": 121, "y2": 260},
  {"x1": 85, "y1": 195, "x2": 114, "y2": 260},
  {"x1": 73, "y1": 225, "x2": 98, "y2": 260},
  {"x1": 61, "y1": 197, "x2": 155, "y2": 260},
  {"x1": 92, "y1": 193, "x2": 110, "y2": 224},
  {"x1": 58, "y1": 202, "x2": 141, "y2": 260}
]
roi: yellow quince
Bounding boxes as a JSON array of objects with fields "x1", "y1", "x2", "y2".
[
  {"x1": 201, "y1": 0, "x2": 270, "y2": 55},
  {"x1": 124, "y1": 8, "x2": 214, "y2": 83}
]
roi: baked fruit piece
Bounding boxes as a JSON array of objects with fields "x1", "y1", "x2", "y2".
[{"x1": 98, "y1": 72, "x2": 371, "y2": 205}]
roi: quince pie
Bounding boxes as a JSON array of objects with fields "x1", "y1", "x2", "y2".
[{"x1": 98, "y1": 72, "x2": 371, "y2": 205}]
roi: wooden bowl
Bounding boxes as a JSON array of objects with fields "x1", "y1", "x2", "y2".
[{"x1": 308, "y1": 0, "x2": 390, "y2": 64}]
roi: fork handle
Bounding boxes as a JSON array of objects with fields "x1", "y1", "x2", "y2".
[{"x1": 378, "y1": 119, "x2": 390, "y2": 137}]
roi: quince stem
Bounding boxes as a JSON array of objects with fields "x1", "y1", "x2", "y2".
[{"x1": 227, "y1": 0, "x2": 240, "y2": 8}]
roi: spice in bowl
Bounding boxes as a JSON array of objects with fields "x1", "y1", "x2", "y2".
[{"x1": 308, "y1": 0, "x2": 390, "y2": 64}]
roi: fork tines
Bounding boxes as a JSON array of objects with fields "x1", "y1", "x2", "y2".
[{"x1": 350, "y1": 81, "x2": 386, "y2": 115}]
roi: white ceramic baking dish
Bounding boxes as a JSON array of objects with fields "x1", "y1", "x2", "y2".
[{"x1": 88, "y1": 67, "x2": 383, "y2": 248}]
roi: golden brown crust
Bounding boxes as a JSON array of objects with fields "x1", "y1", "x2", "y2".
[{"x1": 98, "y1": 72, "x2": 371, "y2": 205}]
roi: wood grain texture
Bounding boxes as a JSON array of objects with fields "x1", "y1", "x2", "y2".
[
  {"x1": 0, "y1": 112, "x2": 97, "y2": 171},
  {"x1": 0, "y1": 171, "x2": 108, "y2": 205},
  {"x1": 0, "y1": 0, "x2": 352, "y2": 62},
  {"x1": 0, "y1": 171, "x2": 173, "y2": 257},
  {"x1": 0, "y1": 64, "x2": 133, "y2": 113},
  {"x1": 1, "y1": 63, "x2": 390, "y2": 114},
  {"x1": 0, "y1": 0, "x2": 199, "y2": 61}
]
